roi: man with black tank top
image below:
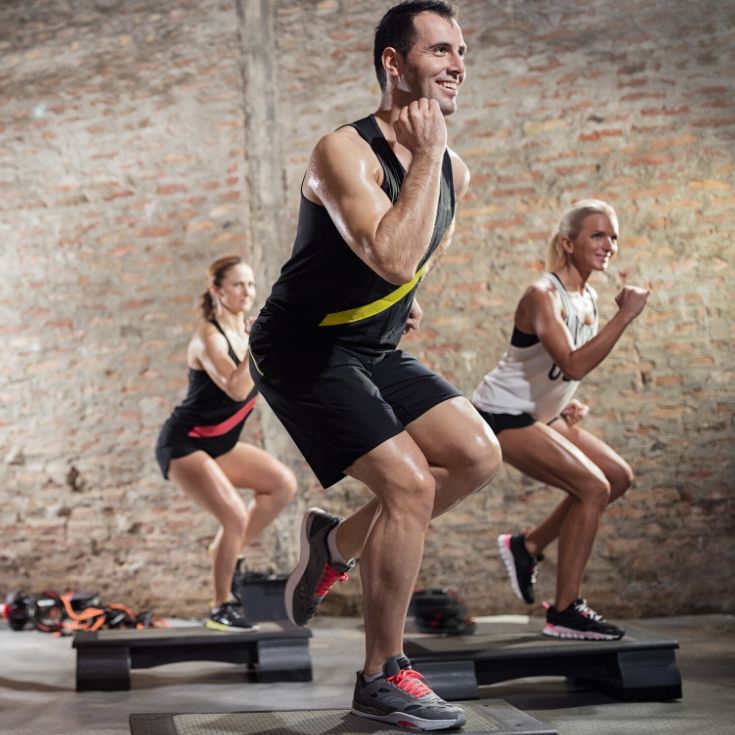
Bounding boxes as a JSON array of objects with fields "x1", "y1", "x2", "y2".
[{"x1": 249, "y1": 1, "x2": 500, "y2": 729}]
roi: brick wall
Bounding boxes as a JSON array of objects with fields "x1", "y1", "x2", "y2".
[{"x1": 1, "y1": 0, "x2": 732, "y2": 619}]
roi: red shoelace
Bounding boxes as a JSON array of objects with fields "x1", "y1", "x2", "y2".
[
  {"x1": 314, "y1": 564, "x2": 349, "y2": 597},
  {"x1": 387, "y1": 668, "x2": 432, "y2": 698}
]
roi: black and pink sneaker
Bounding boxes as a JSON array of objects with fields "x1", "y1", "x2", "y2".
[
  {"x1": 497, "y1": 532, "x2": 543, "y2": 604},
  {"x1": 285, "y1": 507, "x2": 354, "y2": 626},
  {"x1": 543, "y1": 598, "x2": 624, "y2": 640}
]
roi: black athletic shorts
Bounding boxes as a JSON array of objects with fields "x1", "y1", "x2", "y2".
[
  {"x1": 475, "y1": 408, "x2": 536, "y2": 435},
  {"x1": 249, "y1": 341, "x2": 462, "y2": 488},
  {"x1": 474, "y1": 407, "x2": 564, "y2": 435},
  {"x1": 154, "y1": 417, "x2": 241, "y2": 480}
]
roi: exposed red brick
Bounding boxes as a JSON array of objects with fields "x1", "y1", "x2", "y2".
[
  {"x1": 629, "y1": 154, "x2": 676, "y2": 165},
  {"x1": 578, "y1": 129, "x2": 624, "y2": 142},
  {"x1": 155, "y1": 184, "x2": 187, "y2": 195},
  {"x1": 640, "y1": 105, "x2": 691, "y2": 116},
  {"x1": 137, "y1": 226, "x2": 173, "y2": 237},
  {"x1": 690, "y1": 116, "x2": 735, "y2": 127}
]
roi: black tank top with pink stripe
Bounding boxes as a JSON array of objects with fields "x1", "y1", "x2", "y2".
[{"x1": 169, "y1": 319, "x2": 257, "y2": 440}]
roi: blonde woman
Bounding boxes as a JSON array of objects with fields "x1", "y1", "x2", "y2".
[
  {"x1": 155, "y1": 255, "x2": 296, "y2": 629},
  {"x1": 473, "y1": 200, "x2": 649, "y2": 640}
]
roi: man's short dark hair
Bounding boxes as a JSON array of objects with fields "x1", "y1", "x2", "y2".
[{"x1": 373, "y1": 1, "x2": 458, "y2": 92}]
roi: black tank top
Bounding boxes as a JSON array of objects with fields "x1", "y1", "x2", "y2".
[
  {"x1": 253, "y1": 114, "x2": 456, "y2": 353},
  {"x1": 170, "y1": 319, "x2": 257, "y2": 439}
]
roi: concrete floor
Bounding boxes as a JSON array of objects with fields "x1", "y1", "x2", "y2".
[{"x1": 0, "y1": 614, "x2": 733, "y2": 735}]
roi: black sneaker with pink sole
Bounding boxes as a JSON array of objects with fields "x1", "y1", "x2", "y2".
[{"x1": 543, "y1": 598, "x2": 625, "y2": 640}]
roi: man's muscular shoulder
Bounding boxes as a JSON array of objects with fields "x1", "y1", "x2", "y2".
[
  {"x1": 313, "y1": 126, "x2": 379, "y2": 173},
  {"x1": 304, "y1": 125, "x2": 382, "y2": 203}
]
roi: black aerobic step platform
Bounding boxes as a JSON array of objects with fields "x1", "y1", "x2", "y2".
[
  {"x1": 73, "y1": 622, "x2": 312, "y2": 691},
  {"x1": 403, "y1": 617, "x2": 682, "y2": 702},
  {"x1": 129, "y1": 700, "x2": 558, "y2": 735}
]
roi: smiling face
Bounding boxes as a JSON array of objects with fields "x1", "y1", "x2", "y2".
[
  {"x1": 393, "y1": 12, "x2": 467, "y2": 115},
  {"x1": 213, "y1": 262, "x2": 256, "y2": 315},
  {"x1": 565, "y1": 213, "x2": 619, "y2": 273}
]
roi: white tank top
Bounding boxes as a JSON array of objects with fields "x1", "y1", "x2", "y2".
[{"x1": 472, "y1": 273, "x2": 598, "y2": 423}]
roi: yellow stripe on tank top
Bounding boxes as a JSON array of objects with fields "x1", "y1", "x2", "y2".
[
  {"x1": 318, "y1": 263, "x2": 426, "y2": 327},
  {"x1": 249, "y1": 351, "x2": 264, "y2": 376}
]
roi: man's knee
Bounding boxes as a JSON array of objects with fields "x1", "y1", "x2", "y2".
[
  {"x1": 461, "y1": 426, "x2": 502, "y2": 493},
  {"x1": 378, "y1": 468, "x2": 436, "y2": 526}
]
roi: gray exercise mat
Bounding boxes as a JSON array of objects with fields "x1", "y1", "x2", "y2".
[{"x1": 129, "y1": 700, "x2": 558, "y2": 734}]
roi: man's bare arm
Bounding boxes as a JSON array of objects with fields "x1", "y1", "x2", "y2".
[{"x1": 306, "y1": 99, "x2": 447, "y2": 285}]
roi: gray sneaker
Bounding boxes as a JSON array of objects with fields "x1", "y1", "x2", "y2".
[
  {"x1": 352, "y1": 654, "x2": 466, "y2": 731},
  {"x1": 285, "y1": 507, "x2": 354, "y2": 626}
]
